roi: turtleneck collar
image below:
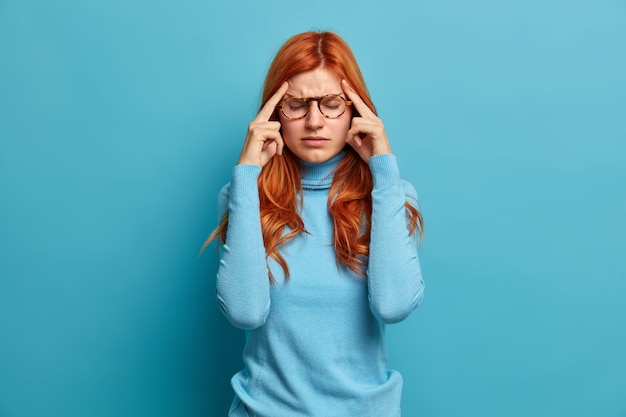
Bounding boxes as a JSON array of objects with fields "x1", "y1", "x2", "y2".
[{"x1": 299, "y1": 150, "x2": 346, "y2": 190}]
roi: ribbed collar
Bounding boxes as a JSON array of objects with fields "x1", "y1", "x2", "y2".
[{"x1": 299, "y1": 150, "x2": 346, "y2": 190}]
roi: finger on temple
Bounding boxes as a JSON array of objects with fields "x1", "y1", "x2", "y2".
[
  {"x1": 257, "y1": 82, "x2": 289, "y2": 122},
  {"x1": 341, "y1": 79, "x2": 374, "y2": 117}
]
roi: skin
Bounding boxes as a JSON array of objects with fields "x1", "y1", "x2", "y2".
[
  {"x1": 278, "y1": 69, "x2": 352, "y2": 164},
  {"x1": 238, "y1": 68, "x2": 392, "y2": 167}
]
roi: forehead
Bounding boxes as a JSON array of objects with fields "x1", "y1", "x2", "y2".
[{"x1": 286, "y1": 68, "x2": 342, "y2": 97}]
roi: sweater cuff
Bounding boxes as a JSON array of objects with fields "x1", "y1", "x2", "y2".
[
  {"x1": 369, "y1": 154, "x2": 401, "y2": 190},
  {"x1": 230, "y1": 164, "x2": 262, "y2": 198}
]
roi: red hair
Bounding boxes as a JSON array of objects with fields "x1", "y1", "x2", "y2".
[{"x1": 205, "y1": 31, "x2": 423, "y2": 281}]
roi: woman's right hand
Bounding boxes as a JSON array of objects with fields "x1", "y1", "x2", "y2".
[{"x1": 237, "y1": 82, "x2": 289, "y2": 167}]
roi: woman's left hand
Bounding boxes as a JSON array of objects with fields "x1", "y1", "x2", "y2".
[{"x1": 341, "y1": 79, "x2": 392, "y2": 161}]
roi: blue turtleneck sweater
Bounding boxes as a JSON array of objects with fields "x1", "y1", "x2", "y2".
[{"x1": 216, "y1": 152, "x2": 424, "y2": 417}]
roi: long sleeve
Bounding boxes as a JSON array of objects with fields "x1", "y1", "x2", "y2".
[
  {"x1": 215, "y1": 164, "x2": 271, "y2": 329},
  {"x1": 223, "y1": 153, "x2": 417, "y2": 416},
  {"x1": 367, "y1": 154, "x2": 424, "y2": 323}
]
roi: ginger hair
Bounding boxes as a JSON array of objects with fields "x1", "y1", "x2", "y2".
[{"x1": 204, "y1": 31, "x2": 423, "y2": 281}]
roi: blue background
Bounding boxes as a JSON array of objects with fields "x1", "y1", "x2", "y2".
[{"x1": 1, "y1": 1, "x2": 625, "y2": 416}]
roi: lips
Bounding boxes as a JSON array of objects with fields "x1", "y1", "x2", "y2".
[
  {"x1": 301, "y1": 136, "x2": 330, "y2": 147},
  {"x1": 302, "y1": 136, "x2": 329, "y2": 141}
]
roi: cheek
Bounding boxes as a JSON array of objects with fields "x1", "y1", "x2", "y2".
[
  {"x1": 279, "y1": 119, "x2": 301, "y2": 143},
  {"x1": 331, "y1": 118, "x2": 351, "y2": 136},
  {"x1": 337, "y1": 109, "x2": 353, "y2": 134}
]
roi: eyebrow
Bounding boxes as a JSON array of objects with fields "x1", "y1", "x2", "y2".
[{"x1": 284, "y1": 93, "x2": 345, "y2": 98}]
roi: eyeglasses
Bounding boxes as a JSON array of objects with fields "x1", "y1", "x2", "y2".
[{"x1": 277, "y1": 94, "x2": 353, "y2": 120}]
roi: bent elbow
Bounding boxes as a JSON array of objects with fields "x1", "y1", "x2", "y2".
[
  {"x1": 230, "y1": 313, "x2": 269, "y2": 330},
  {"x1": 217, "y1": 295, "x2": 270, "y2": 330},
  {"x1": 370, "y1": 280, "x2": 425, "y2": 324},
  {"x1": 371, "y1": 302, "x2": 414, "y2": 324}
]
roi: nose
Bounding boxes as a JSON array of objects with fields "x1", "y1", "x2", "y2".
[{"x1": 304, "y1": 100, "x2": 324, "y2": 130}]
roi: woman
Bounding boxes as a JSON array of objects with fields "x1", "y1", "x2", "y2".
[{"x1": 206, "y1": 31, "x2": 424, "y2": 417}]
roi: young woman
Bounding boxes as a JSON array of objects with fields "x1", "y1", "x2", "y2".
[{"x1": 206, "y1": 31, "x2": 425, "y2": 417}]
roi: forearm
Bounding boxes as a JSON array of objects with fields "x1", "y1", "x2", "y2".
[
  {"x1": 367, "y1": 154, "x2": 424, "y2": 323},
  {"x1": 216, "y1": 164, "x2": 271, "y2": 329}
]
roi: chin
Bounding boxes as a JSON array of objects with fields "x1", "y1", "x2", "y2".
[
  {"x1": 293, "y1": 147, "x2": 344, "y2": 164},
  {"x1": 298, "y1": 153, "x2": 333, "y2": 164}
]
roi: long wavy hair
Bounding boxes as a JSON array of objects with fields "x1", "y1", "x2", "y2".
[{"x1": 204, "y1": 31, "x2": 423, "y2": 282}]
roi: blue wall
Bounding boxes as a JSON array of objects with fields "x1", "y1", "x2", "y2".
[{"x1": 1, "y1": 1, "x2": 624, "y2": 416}]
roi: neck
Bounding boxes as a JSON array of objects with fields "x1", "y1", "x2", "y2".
[{"x1": 299, "y1": 150, "x2": 346, "y2": 190}]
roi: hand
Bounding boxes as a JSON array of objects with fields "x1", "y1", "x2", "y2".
[
  {"x1": 341, "y1": 79, "x2": 392, "y2": 162},
  {"x1": 238, "y1": 82, "x2": 289, "y2": 167}
]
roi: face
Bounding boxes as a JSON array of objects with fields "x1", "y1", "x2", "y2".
[{"x1": 278, "y1": 68, "x2": 352, "y2": 164}]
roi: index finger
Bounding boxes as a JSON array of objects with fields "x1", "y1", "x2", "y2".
[
  {"x1": 256, "y1": 81, "x2": 289, "y2": 122},
  {"x1": 341, "y1": 79, "x2": 376, "y2": 118}
]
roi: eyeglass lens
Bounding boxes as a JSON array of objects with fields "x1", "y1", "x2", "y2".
[{"x1": 281, "y1": 96, "x2": 346, "y2": 119}]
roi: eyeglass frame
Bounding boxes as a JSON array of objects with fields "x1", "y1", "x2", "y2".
[{"x1": 276, "y1": 94, "x2": 353, "y2": 120}]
